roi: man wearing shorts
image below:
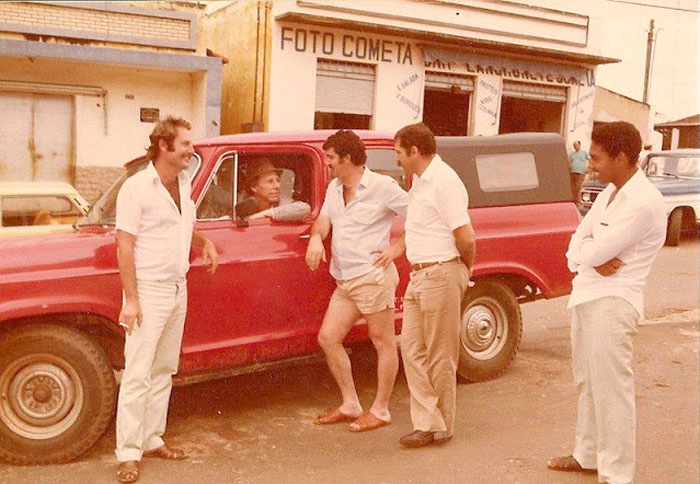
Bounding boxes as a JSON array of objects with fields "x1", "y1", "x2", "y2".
[{"x1": 306, "y1": 129, "x2": 408, "y2": 432}]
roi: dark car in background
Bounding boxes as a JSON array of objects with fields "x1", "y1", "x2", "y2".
[{"x1": 579, "y1": 148, "x2": 700, "y2": 246}]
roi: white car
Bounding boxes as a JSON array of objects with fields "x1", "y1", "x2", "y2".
[
  {"x1": 0, "y1": 181, "x2": 90, "y2": 239},
  {"x1": 579, "y1": 148, "x2": 700, "y2": 246}
]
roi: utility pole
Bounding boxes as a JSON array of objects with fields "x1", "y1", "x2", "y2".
[{"x1": 643, "y1": 19, "x2": 655, "y2": 104}]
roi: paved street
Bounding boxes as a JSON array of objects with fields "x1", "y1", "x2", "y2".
[{"x1": 1, "y1": 237, "x2": 698, "y2": 484}]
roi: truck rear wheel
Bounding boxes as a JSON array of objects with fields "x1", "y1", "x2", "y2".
[
  {"x1": 457, "y1": 280, "x2": 522, "y2": 381},
  {"x1": 0, "y1": 324, "x2": 116, "y2": 465}
]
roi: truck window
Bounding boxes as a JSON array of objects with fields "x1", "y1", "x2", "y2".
[
  {"x1": 475, "y1": 152, "x2": 539, "y2": 192},
  {"x1": 366, "y1": 149, "x2": 408, "y2": 190},
  {"x1": 198, "y1": 152, "x2": 313, "y2": 221}
]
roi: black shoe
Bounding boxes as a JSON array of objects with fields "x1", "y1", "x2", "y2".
[{"x1": 399, "y1": 430, "x2": 451, "y2": 448}]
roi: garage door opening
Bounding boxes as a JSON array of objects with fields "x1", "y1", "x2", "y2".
[
  {"x1": 498, "y1": 81, "x2": 566, "y2": 134},
  {"x1": 423, "y1": 72, "x2": 473, "y2": 136}
]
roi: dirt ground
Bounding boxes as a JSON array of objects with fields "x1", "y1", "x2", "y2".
[{"x1": 1, "y1": 239, "x2": 698, "y2": 484}]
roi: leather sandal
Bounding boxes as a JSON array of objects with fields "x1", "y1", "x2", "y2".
[
  {"x1": 547, "y1": 455, "x2": 597, "y2": 473},
  {"x1": 117, "y1": 460, "x2": 140, "y2": 483},
  {"x1": 314, "y1": 407, "x2": 359, "y2": 425},
  {"x1": 348, "y1": 412, "x2": 391, "y2": 432},
  {"x1": 143, "y1": 444, "x2": 187, "y2": 460}
]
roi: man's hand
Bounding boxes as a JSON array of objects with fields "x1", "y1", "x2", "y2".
[
  {"x1": 118, "y1": 299, "x2": 142, "y2": 336},
  {"x1": 202, "y1": 239, "x2": 219, "y2": 274},
  {"x1": 371, "y1": 243, "x2": 404, "y2": 268},
  {"x1": 594, "y1": 257, "x2": 625, "y2": 276},
  {"x1": 305, "y1": 234, "x2": 326, "y2": 270}
]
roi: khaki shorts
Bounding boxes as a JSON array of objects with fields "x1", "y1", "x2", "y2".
[{"x1": 329, "y1": 263, "x2": 399, "y2": 315}]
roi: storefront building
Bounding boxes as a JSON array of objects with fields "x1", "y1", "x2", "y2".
[
  {"x1": 205, "y1": 0, "x2": 617, "y2": 148},
  {"x1": 0, "y1": 1, "x2": 222, "y2": 200}
]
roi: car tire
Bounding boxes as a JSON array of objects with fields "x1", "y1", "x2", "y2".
[
  {"x1": 457, "y1": 280, "x2": 522, "y2": 382},
  {"x1": 0, "y1": 324, "x2": 116, "y2": 465},
  {"x1": 665, "y1": 208, "x2": 683, "y2": 246}
]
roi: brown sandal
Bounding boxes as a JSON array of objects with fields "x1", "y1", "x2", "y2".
[
  {"x1": 314, "y1": 407, "x2": 358, "y2": 425},
  {"x1": 143, "y1": 445, "x2": 187, "y2": 460},
  {"x1": 547, "y1": 455, "x2": 597, "y2": 473},
  {"x1": 117, "y1": 460, "x2": 140, "y2": 483},
  {"x1": 348, "y1": 412, "x2": 391, "y2": 432}
]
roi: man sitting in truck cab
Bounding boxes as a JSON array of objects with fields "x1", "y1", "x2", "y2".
[{"x1": 241, "y1": 160, "x2": 310, "y2": 222}]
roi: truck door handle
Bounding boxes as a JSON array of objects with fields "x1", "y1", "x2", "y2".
[{"x1": 299, "y1": 234, "x2": 310, "y2": 240}]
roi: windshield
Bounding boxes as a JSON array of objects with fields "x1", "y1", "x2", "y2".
[
  {"x1": 644, "y1": 154, "x2": 700, "y2": 178},
  {"x1": 80, "y1": 154, "x2": 201, "y2": 226}
]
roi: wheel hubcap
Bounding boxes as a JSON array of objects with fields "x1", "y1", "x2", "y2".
[
  {"x1": 461, "y1": 298, "x2": 508, "y2": 360},
  {"x1": 1, "y1": 356, "x2": 83, "y2": 439}
]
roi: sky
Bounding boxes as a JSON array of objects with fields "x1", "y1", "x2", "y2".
[{"x1": 518, "y1": 0, "x2": 700, "y2": 122}]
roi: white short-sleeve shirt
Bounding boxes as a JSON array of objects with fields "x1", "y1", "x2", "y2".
[
  {"x1": 116, "y1": 162, "x2": 195, "y2": 280},
  {"x1": 405, "y1": 154, "x2": 471, "y2": 265},
  {"x1": 320, "y1": 166, "x2": 408, "y2": 280}
]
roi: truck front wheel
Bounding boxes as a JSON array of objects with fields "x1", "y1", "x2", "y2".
[
  {"x1": 0, "y1": 324, "x2": 116, "y2": 465},
  {"x1": 457, "y1": 280, "x2": 522, "y2": 381}
]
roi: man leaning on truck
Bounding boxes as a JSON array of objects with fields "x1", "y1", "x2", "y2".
[
  {"x1": 114, "y1": 116, "x2": 218, "y2": 484},
  {"x1": 305, "y1": 129, "x2": 408, "y2": 433}
]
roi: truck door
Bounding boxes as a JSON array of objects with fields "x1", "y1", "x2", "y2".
[{"x1": 181, "y1": 148, "x2": 335, "y2": 373}]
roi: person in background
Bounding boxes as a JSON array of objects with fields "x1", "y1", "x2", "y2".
[
  {"x1": 393, "y1": 122, "x2": 475, "y2": 448},
  {"x1": 306, "y1": 129, "x2": 408, "y2": 432},
  {"x1": 114, "y1": 116, "x2": 219, "y2": 484},
  {"x1": 548, "y1": 122, "x2": 666, "y2": 484},
  {"x1": 569, "y1": 140, "x2": 590, "y2": 201}
]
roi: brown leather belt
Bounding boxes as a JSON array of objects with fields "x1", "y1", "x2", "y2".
[{"x1": 410, "y1": 256, "x2": 462, "y2": 272}]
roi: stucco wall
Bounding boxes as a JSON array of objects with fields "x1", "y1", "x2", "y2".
[
  {"x1": 203, "y1": 1, "x2": 267, "y2": 134},
  {"x1": 593, "y1": 86, "x2": 652, "y2": 143}
]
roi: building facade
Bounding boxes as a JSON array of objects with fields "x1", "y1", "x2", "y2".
[
  {"x1": 0, "y1": 1, "x2": 222, "y2": 200},
  {"x1": 204, "y1": 0, "x2": 617, "y2": 148}
]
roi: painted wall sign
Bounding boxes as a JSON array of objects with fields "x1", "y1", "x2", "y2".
[
  {"x1": 423, "y1": 48, "x2": 595, "y2": 88},
  {"x1": 280, "y1": 26, "x2": 414, "y2": 65},
  {"x1": 395, "y1": 72, "x2": 422, "y2": 118}
]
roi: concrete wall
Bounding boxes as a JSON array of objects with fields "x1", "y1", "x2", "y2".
[
  {"x1": 0, "y1": 1, "x2": 222, "y2": 198},
  {"x1": 203, "y1": 0, "x2": 267, "y2": 134},
  {"x1": 592, "y1": 86, "x2": 653, "y2": 145}
]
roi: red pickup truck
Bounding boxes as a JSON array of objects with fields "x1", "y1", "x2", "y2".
[{"x1": 0, "y1": 130, "x2": 578, "y2": 465}]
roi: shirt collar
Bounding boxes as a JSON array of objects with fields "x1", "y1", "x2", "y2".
[
  {"x1": 145, "y1": 160, "x2": 189, "y2": 186},
  {"x1": 358, "y1": 165, "x2": 372, "y2": 188},
  {"x1": 615, "y1": 168, "x2": 644, "y2": 198},
  {"x1": 418, "y1": 154, "x2": 442, "y2": 183}
]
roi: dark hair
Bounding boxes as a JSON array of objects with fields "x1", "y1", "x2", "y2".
[
  {"x1": 322, "y1": 129, "x2": 367, "y2": 165},
  {"x1": 146, "y1": 115, "x2": 192, "y2": 160},
  {"x1": 591, "y1": 121, "x2": 641, "y2": 166},
  {"x1": 394, "y1": 122, "x2": 436, "y2": 156}
]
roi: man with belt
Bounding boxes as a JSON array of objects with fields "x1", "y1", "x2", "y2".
[
  {"x1": 548, "y1": 122, "x2": 666, "y2": 484},
  {"x1": 306, "y1": 129, "x2": 408, "y2": 432},
  {"x1": 115, "y1": 116, "x2": 219, "y2": 483},
  {"x1": 394, "y1": 122, "x2": 475, "y2": 448}
]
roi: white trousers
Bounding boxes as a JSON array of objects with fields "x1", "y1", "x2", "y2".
[
  {"x1": 115, "y1": 278, "x2": 187, "y2": 462},
  {"x1": 571, "y1": 296, "x2": 639, "y2": 484}
]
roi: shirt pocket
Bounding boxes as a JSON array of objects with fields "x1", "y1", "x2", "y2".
[{"x1": 348, "y1": 201, "x2": 380, "y2": 225}]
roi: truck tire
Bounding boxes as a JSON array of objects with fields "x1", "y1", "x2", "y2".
[
  {"x1": 457, "y1": 280, "x2": 522, "y2": 381},
  {"x1": 0, "y1": 324, "x2": 116, "y2": 465},
  {"x1": 665, "y1": 208, "x2": 682, "y2": 246}
]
